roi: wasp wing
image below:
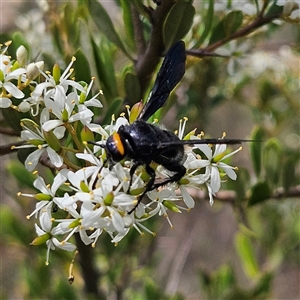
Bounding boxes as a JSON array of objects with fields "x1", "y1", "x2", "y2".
[
  {"x1": 156, "y1": 139, "x2": 252, "y2": 149},
  {"x1": 138, "y1": 41, "x2": 186, "y2": 122}
]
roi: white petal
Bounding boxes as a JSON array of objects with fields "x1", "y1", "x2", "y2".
[
  {"x1": 218, "y1": 162, "x2": 237, "y2": 180},
  {"x1": 34, "y1": 176, "x2": 51, "y2": 195},
  {"x1": 179, "y1": 185, "x2": 195, "y2": 208},
  {"x1": 25, "y1": 148, "x2": 44, "y2": 171},
  {"x1": 210, "y1": 166, "x2": 221, "y2": 193},
  {"x1": 0, "y1": 97, "x2": 12, "y2": 108},
  {"x1": 3, "y1": 82, "x2": 24, "y2": 99},
  {"x1": 196, "y1": 144, "x2": 213, "y2": 160},
  {"x1": 51, "y1": 169, "x2": 69, "y2": 194},
  {"x1": 46, "y1": 146, "x2": 63, "y2": 167},
  {"x1": 108, "y1": 207, "x2": 125, "y2": 233},
  {"x1": 42, "y1": 119, "x2": 63, "y2": 131}
]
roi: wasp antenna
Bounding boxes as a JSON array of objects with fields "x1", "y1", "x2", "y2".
[{"x1": 87, "y1": 141, "x2": 106, "y2": 148}]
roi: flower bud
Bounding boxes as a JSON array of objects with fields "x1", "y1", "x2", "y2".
[
  {"x1": 129, "y1": 101, "x2": 143, "y2": 123},
  {"x1": 26, "y1": 63, "x2": 40, "y2": 80},
  {"x1": 16, "y1": 45, "x2": 28, "y2": 67},
  {"x1": 35, "y1": 61, "x2": 44, "y2": 71},
  {"x1": 18, "y1": 101, "x2": 31, "y2": 112},
  {"x1": 43, "y1": 130, "x2": 62, "y2": 152}
]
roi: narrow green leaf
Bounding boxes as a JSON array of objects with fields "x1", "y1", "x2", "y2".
[
  {"x1": 73, "y1": 48, "x2": 92, "y2": 83},
  {"x1": 90, "y1": 36, "x2": 118, "y2": 101},
  {"x1": 2, "y1": 108, "x2": 22, "y2": 133},
  {"x1": 209, "y1": 10, "x2": 243, "y2": 45},
  {"x1": 265, "y1": 0, "x2": 284, "y2": 17},
  {"x1": 6, "y1": 160, "x2": 36, "y2": 189},
  {"x1": 120, "y1": 0, "x2": 136, "y2": 50},
  {"x1": 263, "y1": 138, "x2": 282, "y2": 187},
  {"x1": 124, "y1": 72, "x2": 141, "y2": 104},
  {"x1": 102, "y1": 98, "x2": 123, "y2": 125},
  {"x1": 224, "y1": 10, "x2": 243, "y2": 37},
  {"x1": 283, "y1": 156, "x2": 297, "y2": 192},
  {"x1": 234, "y1": 231, "x2": 259, "y2": 278},
  {"x1": 250, "y1": 126, "x2": 264, "y2": 178},
  {"x1": 163, "y1": 1, "x2": 195, "y2": 49},
  {"x1": 248, "y1": 181, "x2": 271, "y2": 206},
  {"x1": 196, "y1": 0, "x2": 214, "y2": 47},
  {"x1": 87, "y1": 0, "x2": 132, "y2": 59}
]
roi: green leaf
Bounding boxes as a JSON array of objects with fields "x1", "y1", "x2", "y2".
[
  {"x1": 263, "y1": 138, "x2": 282, "y2": 187},
  {"x1": 248, "y1": 181, "x2": 271, "y2": 206},
  {"x1": 250, "y1": 126, "x2": 264, "y2": 178},
  {"x1": 6, "y1": 160, "x2": 36, "y2": 189},
  {"x1": 102, "y1": 98, "x2": 123, "y2": 125},
  {"x1": 73, "y1": 48, "x2": 92, "y2": 83},
  {"x1": 283, "y1": 156, "x2": 297, "y2": 192},
  {"x1": 90, "y1": 36, "x2": 118, "y2": 101},
  {"x1": 87, "y1": 0, "x2": 132, "y2": 59},
  {"x1": 120, "y1": 0, "x2": 136, "y2": 50},
  {"x1": 265, "y1": 0, "x2": 284, "y2": 17},
  {"x1": 2, "y1": 108, "x2": 22, "y2": 133},
  {"x1": 234, "y1": 231, "x2": 259, "y2": 278},
  {"x1": 163, "y1": 1, "x2": 195, "y2": 49},
  {"x1": 124, "y1": 72, "x2": 141, "y2": 104},
  {"x1": 209, "y1": 10, "x2": 243, "y2": 45},
  {"x1": 195, "y1": 0, "x2": 214, "y2": 47}
]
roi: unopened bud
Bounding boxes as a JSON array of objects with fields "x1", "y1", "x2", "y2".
[
  {"x1": 26, "y1": 63, "x2": 40, "y2": 80},
  {"x1": 16, "y1": 45, "x2": 28, "y2": 67},
  {"x1": 129, "y1": 101, "x2": 144, "y2": 123},
  {"x1": 18, "y1": 101, "x2": 31, "y2": 112}
]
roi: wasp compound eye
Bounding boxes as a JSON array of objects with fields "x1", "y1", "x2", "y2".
[{"x1": 105, "y1": 133, "x2": 126, "y2": 162}]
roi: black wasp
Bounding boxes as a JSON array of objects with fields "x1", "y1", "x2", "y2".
[{"x1": 91, "y1": 41, "x2": 246, "y2": 214}]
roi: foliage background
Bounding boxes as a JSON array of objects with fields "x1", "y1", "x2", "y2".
[{"x1": 0, "y1": 0, "x2": 299, "y2": 299}]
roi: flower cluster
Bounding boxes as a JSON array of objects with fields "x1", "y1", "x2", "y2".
[{"x1": 1, "y1": 43, "x2": 242, "y2": 264}]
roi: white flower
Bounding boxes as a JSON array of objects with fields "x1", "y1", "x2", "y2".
[
  {"x1": 13, "y1": 113, "x2": 64, "y2": 171},
  {"x1": 33, "y1": 209, "x2": 76, "y2": 265},
  {"x1": 0, "y1": 53, "x2": 26, "y2": 99},
  {"x1": 42, "y1": 90, "x2": 94, "y2": 132},
  {"x1": 32, "y1": 57, "x2": 85, "y2": 99},
  {"x1": 188, "y1": 142, "x2": 242, "y2": 204},
  {"x1": 20, "y1": 171, "x2": 69, "y2": 219}
]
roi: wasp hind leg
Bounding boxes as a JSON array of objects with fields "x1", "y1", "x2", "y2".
[
  {"x1": 153, "y1": 163, "x2": 186, "y2": 190},
  {"x1": 128, "y1": 164, "x2": 156, "y2": 214}
]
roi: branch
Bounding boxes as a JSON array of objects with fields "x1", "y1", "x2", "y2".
[
  {"x1": 134, "y1": 0, "x2": 176, "y2": 101},
  {"x1": 0, "y1": 127, "x2": 20, "y2": 136},
  {"x1": 202, "y1": 13, "x2": 282, "y2": 53},
  {"x1": 187, "y1": 184, "x2": 300, "y2": 204},
  {"x1": 0, "y1": 141, "x2": 24, "y2": 156}
]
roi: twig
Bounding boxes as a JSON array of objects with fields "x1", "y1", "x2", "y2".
[{"x1": 203, "y1": 13, "x2": 282, "y2": 53}]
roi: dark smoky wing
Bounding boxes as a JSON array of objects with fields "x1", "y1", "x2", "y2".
[
  {"x1": 138, "y1": 41, "x2": 186, "y2": 122},
  {"x1": 156, "y1": 139, "x2": 252, "y2": 149}
]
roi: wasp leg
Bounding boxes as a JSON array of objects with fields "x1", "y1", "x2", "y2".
[
  {"x1": 153, "y1": 163, "x2": 186, "y2": 189},
  {"x1": 128, "y1": 164, "x2": 156, "y2": 214},
  {"x1": 128, "y1": 161, "x2": 141, "y2": 192}
]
